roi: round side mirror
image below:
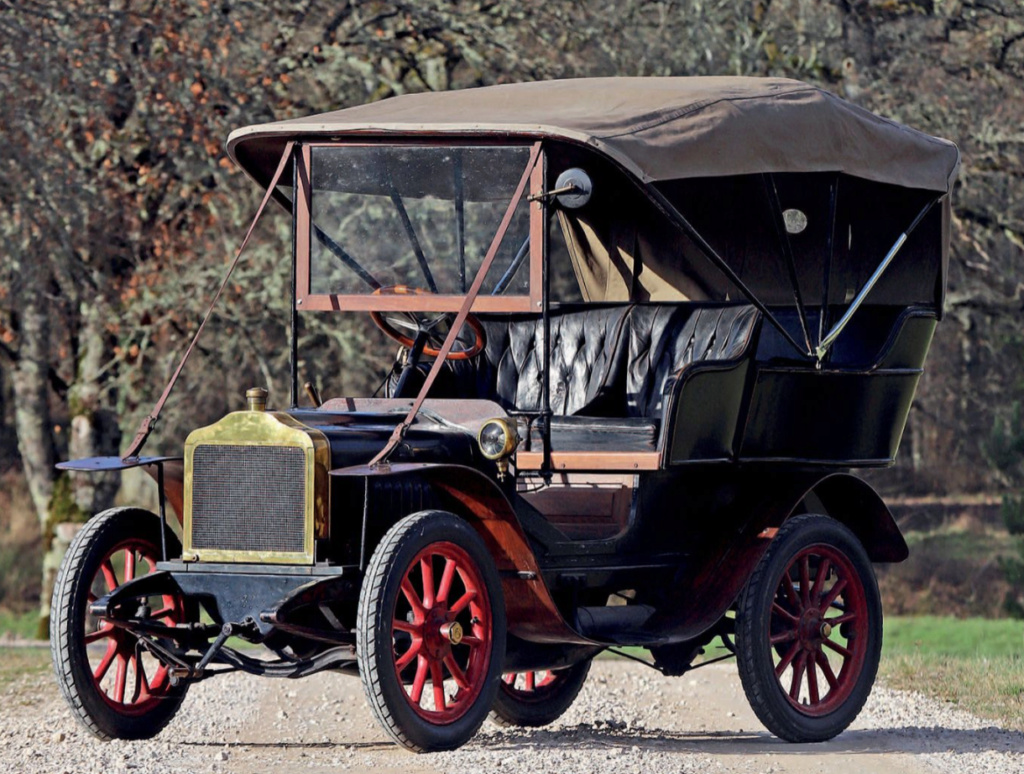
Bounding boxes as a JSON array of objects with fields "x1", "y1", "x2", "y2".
[{"x1": 554, "y1": 168, "x2": 593, "y2": 209}]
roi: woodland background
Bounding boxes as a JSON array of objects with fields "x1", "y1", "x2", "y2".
[{"x1": 0, "y1": 0, "x2": 1021, "y2": 635}]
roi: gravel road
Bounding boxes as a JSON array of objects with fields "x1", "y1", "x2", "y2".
[{"x1": 2, "y1": 650, "x2": 1021, "y2": 774}]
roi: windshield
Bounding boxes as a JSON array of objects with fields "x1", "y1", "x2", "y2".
[{"x1": 307, "y1": 145, "x2": 533, "y2": 302}]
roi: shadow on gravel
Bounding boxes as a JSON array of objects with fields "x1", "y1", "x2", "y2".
[
  {"x1": 177, "y1": 723, "x2": 1024, "y2": 757},
  {"x1": 450, "y1": 724, "x2": 1024, "y2": 757},
  {"x1": 181, "y1": 739, "x2": 396, "y2": 753}
]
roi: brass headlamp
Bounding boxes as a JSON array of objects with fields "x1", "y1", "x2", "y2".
[{"x1": 477, "y1": 418, "x2": 519, "y2": 481}]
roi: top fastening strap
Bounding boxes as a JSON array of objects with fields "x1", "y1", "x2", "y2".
[{"x1": 121, "y1": 141, "x2": 296, "y2": 461}]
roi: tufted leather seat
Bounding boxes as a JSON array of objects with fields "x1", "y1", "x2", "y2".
[
  {"x1": 474, "y1": 306, "x2": 631, "y2": 416},
  {"x1": 625, "y1": 305, "x2": 761, "y2": 419},
  {"x1": 389, "y1": 304, "x2": 759, "y2": 455}
]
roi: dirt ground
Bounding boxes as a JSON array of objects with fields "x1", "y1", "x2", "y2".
[{"x1": 2, "y1": 651, "x2": 1022, "y2": 774}]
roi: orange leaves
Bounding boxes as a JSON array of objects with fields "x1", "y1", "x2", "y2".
[
  {"x1": 190, "y1": 80, "x2": 205, "y2": 97},
  {"x1": 112, "y1": 343, "x2": 140, "y2": 364}
]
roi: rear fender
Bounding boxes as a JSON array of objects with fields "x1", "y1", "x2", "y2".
[
  {"x1": 651, "y1": 471, "x2": 905, "y2": 641},
  {"x1": 805, "y1": 473, "x2": 908, "y2": 562},
  {"x1": 331, "y1": 462, "x2": 591, "y2": 645}
]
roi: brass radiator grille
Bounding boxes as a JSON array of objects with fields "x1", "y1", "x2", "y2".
[{"x1": 190, "y1": 445, "x2": 307, "y2": 554}]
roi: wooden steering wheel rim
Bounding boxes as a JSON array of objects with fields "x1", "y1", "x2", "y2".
[{"x1": 369, "y1": 286, "x2": 486, "y2": 361}]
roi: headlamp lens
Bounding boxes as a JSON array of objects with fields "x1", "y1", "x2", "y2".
[{"x1": 479, "y1": 422, "x2": 508, "y2": 459}]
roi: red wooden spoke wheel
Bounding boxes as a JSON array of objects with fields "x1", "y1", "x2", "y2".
[
  {"x1": 491, "y1": 658, "x2": 592, "y2": 728},
  {"x1": 357, "y1": 511, "x2": 506, "y2": 753},
  {"x1": 768, "y1": 545, "x2": 869, "y2": 716},
  {"x1": 390, "y1": 541, "x2": 493, "y2": 723},
  {"x1": 52, "y1": 508, "x2": 191, "y2": 740},
  {"x1": 502, "y1": 670, "x2": 559, "y2": 693},
  {"x1": 736, "y1": 514, "x2": 881, "y2": 743},
  {"x1": 85, "y1": 538, "x2": 184, "y2": 714}
]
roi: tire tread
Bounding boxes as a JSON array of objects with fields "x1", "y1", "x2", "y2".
[
  {"x1": 356, "y1": 510, "x2": 505, "y2": 753},
  {"x1": 50, "y1": 507, "x2": 187, "y2": 740},
  {"x1": 735, "y1": 514, "x2": 881, "y2": 743}
]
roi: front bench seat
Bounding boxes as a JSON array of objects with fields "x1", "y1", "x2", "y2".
[{"x1": 474, "y1": 306, "x2": 632, "y2": 416}]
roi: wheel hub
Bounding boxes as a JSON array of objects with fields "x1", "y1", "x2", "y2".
[
  {"x1": 441, "y1": 621, "x2": 463, "y2": 646},
  {"x1": 798, "y1": 608, "x2": 825, "y2": 645},
  {"x1": 421, "y1": 607, "x2": 454, "y2": 660}
]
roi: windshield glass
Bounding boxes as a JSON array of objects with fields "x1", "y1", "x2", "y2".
[{"x1": 308, "y1": 145, "x2": 532, "y2": 298}]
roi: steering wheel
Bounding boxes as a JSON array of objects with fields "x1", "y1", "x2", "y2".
[{"x1": 369, "y1": 286, "x2": 486, "y2": 361}]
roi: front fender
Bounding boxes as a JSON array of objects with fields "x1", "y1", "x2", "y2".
[
  {"x1": 331, "y1": 462, "x2": 592, "y2": 645},
  {"x1": 56, "y1": 456, "x2": 184, "y2": 525}
]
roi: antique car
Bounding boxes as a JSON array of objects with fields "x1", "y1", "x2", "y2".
[{"x1": 51, "y1": 77, "x2": 960, "y2": 752}]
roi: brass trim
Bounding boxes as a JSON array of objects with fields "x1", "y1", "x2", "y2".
[
  {"x1": 183, "y1": 411, "x2": 330, "y2": 565},
  {"x1": 477, "y1": 418, "x2": 519, "y2": 461},
  {"x1": 246, "y1": 387, "x2": 268, "y2": 412}
]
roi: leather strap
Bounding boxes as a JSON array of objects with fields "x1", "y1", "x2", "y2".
[
  {"x1": 369, "y1": 142, "x2": 541, "y2": 467},
  {"x1": 122, "y1": 141, "x2": 296, "y2": 461}
]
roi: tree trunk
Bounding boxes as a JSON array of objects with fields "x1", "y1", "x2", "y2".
[
  {"x1": 10, "y1": 293, "x2": 56, "y2": 638},
  {"x1": 68, "y1": 299, "x2": 120, "y2": 514}
]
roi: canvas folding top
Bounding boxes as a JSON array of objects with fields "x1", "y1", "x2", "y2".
[{"x1": 227, "y1": 77, "x2": 960, "y2": 194}]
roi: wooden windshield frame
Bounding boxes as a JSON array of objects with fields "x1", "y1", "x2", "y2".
[{"x1": 294, "y1": 140, "x2": 544, "y2": 313}]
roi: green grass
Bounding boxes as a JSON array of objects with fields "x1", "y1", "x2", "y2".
[
  {"x1": 884, "y1": 615, "x2": 1023, "y2": 658},
  {"x1": 879, "y1": 652, "x2": 1024, "y2": 731},
  {"x1": 0, "y1": 610, "x2": 40, "y2": 641},
  {"x1": 879, "y1": 616, "x2": 1024, "y2": 730}
]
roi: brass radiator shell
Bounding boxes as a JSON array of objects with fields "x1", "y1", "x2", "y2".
[{"x1": 183, "y1": 411, "x2": 329, "y2": 564}]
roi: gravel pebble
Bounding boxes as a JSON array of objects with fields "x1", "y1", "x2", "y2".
[{"x1": 3, "y1": 653, "x2": 1022, "y2": 774}]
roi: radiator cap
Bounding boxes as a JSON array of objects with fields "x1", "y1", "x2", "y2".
[{"x1": 246, "y1": 387, "x2": 268, "y2": 412}]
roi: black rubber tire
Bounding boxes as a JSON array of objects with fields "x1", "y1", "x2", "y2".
[
  {"x1": 356, "y1": 510, "x2": 506, "y2": 752},
  {"x1": 735, "y1": 514, "x2": 882, "y2": 743},
  {"x1": 490, "y1": 658, "x2": 591, "y2": 727},
  {"x1": 50, "y1": 507, "x2": 189, "y2": 740}
]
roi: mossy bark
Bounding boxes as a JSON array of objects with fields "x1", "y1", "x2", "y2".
[{"x1": 36, "y1": 303, "x2": 120, "y2": 640}]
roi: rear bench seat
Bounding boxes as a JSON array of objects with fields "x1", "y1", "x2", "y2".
[
  {"x1": 469, "y1": 304, "x2": 760, "y2": 455},
  {"x1": 624, "y1": 305, "x2": 761, "y2": 421}
]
